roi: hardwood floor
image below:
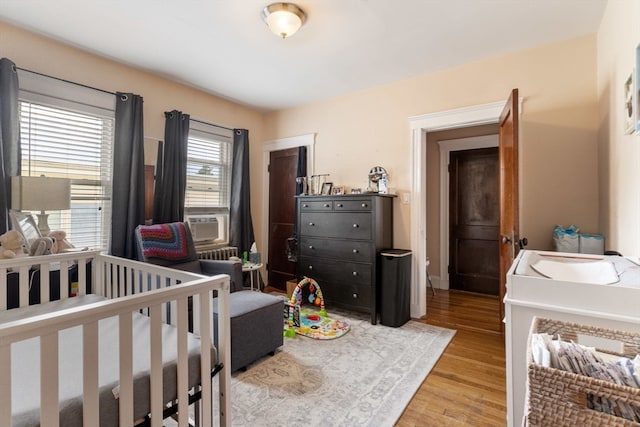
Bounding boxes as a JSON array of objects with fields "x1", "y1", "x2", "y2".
[{"x1": 396, "y1": 290, "x2": 506, "y2": 426}]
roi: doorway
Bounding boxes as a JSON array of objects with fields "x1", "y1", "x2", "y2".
[
  {"x1": 433, "y1": 132, "x2": 500, "y2": 333},
  {"x1": 435, "y1": 131, "x2": 499, "y2": 292},
  {"x1": 409, "y1": 99, "x2": 516, "y2": 320}
]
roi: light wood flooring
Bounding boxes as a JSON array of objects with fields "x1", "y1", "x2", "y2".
[{"x1": 396, "y1": 290, "x2": 506, "y2": 426}]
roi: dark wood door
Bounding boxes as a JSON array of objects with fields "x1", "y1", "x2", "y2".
[
  {"x1": 449, "y1": 147, "x2": 499, "y2": 295},
  {"x1": 268, "y1": 147, "x2": 299, "y2": 290},
  {"x1": 144, "y1": 165, "x2": 155, "y2": 222},
  {"x1": 499, "y1": 89, "x2": 520, "y2": 324}
]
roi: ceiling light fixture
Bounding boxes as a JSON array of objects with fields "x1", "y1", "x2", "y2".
[{"x1": 261, "y1": 3, "x2": 307, "y2": 39}]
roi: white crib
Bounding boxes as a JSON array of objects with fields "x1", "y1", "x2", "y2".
[{"x1": 0, "y1": 250, "x2": 231, "y2": 427}]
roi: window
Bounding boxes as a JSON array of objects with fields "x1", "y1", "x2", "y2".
[
  {"x1": 184, "y1": 121, "x2": 233, "y2": 246},
  {"x1": 17, "y1": 70, "x2": 115, "y2": 250}
]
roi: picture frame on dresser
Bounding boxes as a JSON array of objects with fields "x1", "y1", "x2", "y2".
[{"x1": 321, "y1": 182, "x2": 333, "y2": 195}]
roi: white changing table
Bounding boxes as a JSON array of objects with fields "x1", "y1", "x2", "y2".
[{"x1": 504, "y1": 250, "x2": 640, "y2": 427}]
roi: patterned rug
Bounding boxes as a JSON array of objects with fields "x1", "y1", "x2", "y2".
[{"x1": 212, "y1": 309, "x2": 455, "y2": 426}]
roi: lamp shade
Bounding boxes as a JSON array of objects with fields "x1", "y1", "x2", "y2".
[
  {"x1": 261, "y1": 3, "x2": 306, "y2": 39},
  {"x1": 11, "y1": 176, "x2": 71, "y2": 211}
]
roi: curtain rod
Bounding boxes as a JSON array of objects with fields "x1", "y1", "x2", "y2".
[
  {"x1": 188, "y1": 116, "x2": 234, "y2": 132},
  {"x1": 16, "y1": 66, "x2": 116, "y2": 96},
  {"x1": 16, "y1": 67, "x2": 242, "y2": 127}
]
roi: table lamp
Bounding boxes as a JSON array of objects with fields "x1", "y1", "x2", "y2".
[{"x1": 11, "y1": 176, "x2": 71, "y2": 236}]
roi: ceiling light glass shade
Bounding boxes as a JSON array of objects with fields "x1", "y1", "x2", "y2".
[{"x1": 261, "y1": 3, "x2": 307, "y2": 39}]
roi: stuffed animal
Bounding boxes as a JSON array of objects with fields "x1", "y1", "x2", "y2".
[
  {"x1": 0, "y1": 230, "x2": 26, "y2": 259},
  {"x1": 49, "y1": 230, "x2": 74, "y2": 254},
  {"x1": 30, "y1": 237, "x2": 53, "y2": 256}
]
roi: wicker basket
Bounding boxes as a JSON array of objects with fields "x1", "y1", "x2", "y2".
[{"x1": 526, "y1": 317, "x2": 640, "y2": 427}]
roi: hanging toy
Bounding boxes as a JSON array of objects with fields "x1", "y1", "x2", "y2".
[{"x1": 284, "y1": 277, "x2": 326, "y2": 338}]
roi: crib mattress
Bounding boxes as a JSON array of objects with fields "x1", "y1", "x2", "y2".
[{"x1": 1, "y1": 294, "x2": 216, "y2": 427}]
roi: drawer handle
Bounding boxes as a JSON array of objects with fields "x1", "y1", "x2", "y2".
[
  {"x1": 323, "y1": 203, "x2": 330, "y2": 207},
  {"x1": 361, "y1": 203, "x2": 368, "y2": 208},
  {"x1": 309, "y1": 222, "x2": 315, "y2": 226},
  {"x1": 352, "y1": 249, "x2": 359, "y2": 253},
  {"x1": 352, "y1": 271, "x2": 358, "y2": 276},
  {"x1": 309, "y1": 245, "x2": 314, "y2": 249},
  {"x1": 352, "y1": 293, "x2": 358, "y2": 299},
  {"x1": 337, "y1": 203, "x2": 343, "y2": 207},
  {"x1": 353, "y1": 224, "x2": 359, "y2": 228},
  {"x1": 308, "y1": 265, "x2": 313, "y2": 270},
  {"x1": 303, "y1": 203, "x2": 309, "y2": 208}
]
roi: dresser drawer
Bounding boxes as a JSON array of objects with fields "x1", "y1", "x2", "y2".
[
  {"x1": 334, "y1": 199, "x2": 372, "y2": 211},
  {"x1": 299, "y1": 200, "x2": 333, "y2": 211},
  {"x1": 299, "y1": 237, "x2": 372, "y2": 262},
  {"x1": 322, "y1": 281, "x2": 372, "y2": 311},
  {"x1": 300, "y1": 212, "x2": 372, "y2": 240},
  {"x1": 298, "y1": 256, "x2": 372, "y2": 286}
]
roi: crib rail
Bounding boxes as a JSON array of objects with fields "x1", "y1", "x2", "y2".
[
  {"x1": 0, "y1": 249, "x2": 102, "y2": 310},
  {"x1": 0, "y1": 253, "x2": 231, "y2": 427}
]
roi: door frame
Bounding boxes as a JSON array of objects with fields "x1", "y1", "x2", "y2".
[
  {"x1": 261, "y1": 133, "x2": 315, "y2": 279},
  {"x1": 437, "y1": 135, "x2": 498, "y2": 290},
  {"x1": 409, "y1": 100, "x2": 521, "y2": 318}
]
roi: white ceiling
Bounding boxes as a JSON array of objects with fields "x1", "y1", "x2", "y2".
[{"x1": 0, "y1": 0, "x2": 607, "y2": 112}]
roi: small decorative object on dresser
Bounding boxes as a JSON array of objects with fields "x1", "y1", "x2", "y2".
[
  {"x1": 367, "y1": 166, "x2": 388, "y2": 193},
  {"x1": 332, "y1": 186, "x2": 345, "y2": 195},
  {"x1": 296, "y1": 193, "x2": 395, "y2": 324},
  {"x1": 321, "y1": 182, "x2": 333, "y2": 195}
]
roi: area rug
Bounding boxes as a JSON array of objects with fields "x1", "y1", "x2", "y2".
[{"x1": 213, "y1": 309, "x2": 455, "y2": 426}]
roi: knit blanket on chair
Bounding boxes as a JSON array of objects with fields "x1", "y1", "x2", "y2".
[{"x1": 139, "y1": 223, "x2": 190, "y2": 260}]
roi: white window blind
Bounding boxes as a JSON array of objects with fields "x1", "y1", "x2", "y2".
[
  {"x1": 17, "y1": 70, "x2": 115, "y2": 250},
  {"x1": 185, "y1": 121, "x2": 233, "y2": 245}
]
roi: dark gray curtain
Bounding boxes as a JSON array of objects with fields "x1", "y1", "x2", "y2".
[
  {"x1": 110, "y1": 93, "x2": 145, "y2": 258},
  {"x1": 286, "y1": 145, "x2": 307, "y2": 263},
  {"x1": 152, "y1": 110, "x2": 189, "y2": 224},
  {"x1": 295, "y1": 145, "x2": 307, "y2": 196},
  {"x1": 229, "y1": 129, "x2": 255, "y2": 256},
  {"x1": 0, "y1": 58, "x2": 20, "y2": 234},
  {"x1": 293, "y1": 145, "x2": 307, "y2": 236}
]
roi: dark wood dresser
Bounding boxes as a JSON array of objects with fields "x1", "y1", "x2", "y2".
[{"x1": 296, "y1": 194, "x2": 394, "y2": 324}]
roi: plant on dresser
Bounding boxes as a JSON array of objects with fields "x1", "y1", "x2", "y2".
[{"x1": 295, "y1": 194, "x2": 394, "y2": 324}]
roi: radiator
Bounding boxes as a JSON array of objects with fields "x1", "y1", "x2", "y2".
[{"x1": 196, "y1": 246, "x2": 238, "y2": 260}]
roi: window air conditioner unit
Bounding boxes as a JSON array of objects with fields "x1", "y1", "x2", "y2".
[{"x1": 187, "y1": 215, "x2": 219, "y2": 242}]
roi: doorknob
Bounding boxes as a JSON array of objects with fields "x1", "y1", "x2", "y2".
[{"x1": 502, "y1": 231, "x2": 516, "y2": 259}]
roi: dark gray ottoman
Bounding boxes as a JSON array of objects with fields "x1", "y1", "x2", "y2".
[{"x1": 213, "y1": 290, "x2": 284, "y2": 372}]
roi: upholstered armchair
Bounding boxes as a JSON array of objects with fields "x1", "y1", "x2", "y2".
[{"x1": 135, "y1": 222, "x2": 283, "y2": 371}]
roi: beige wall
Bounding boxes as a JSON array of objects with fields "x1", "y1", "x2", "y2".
[
  {"x1": 2, "y1": 20, "x2": 606, "y2": 274},
  {"x1": 264, "y1": 35, "x2": 600, "y2": 276},
  {"x1": 597, "y1": 0, "x2": 640, "y2": 256},
  {"x1": 0, "y1": 21, "x2": 265, "y2": 227}
]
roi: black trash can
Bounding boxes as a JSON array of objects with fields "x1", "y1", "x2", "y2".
[{"x1": 379, "y1": 249, "x2": 412, "y2": 327}]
